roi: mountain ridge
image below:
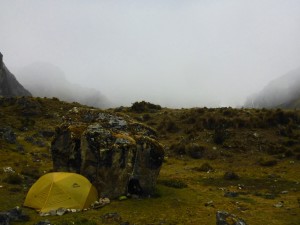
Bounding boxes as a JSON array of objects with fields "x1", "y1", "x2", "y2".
[{"x1": 0, "y1": 52, "x2": 31, "y2": 97}]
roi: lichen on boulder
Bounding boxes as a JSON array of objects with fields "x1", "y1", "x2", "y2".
[{"x1": 51, "y1": 107, "x2": 164, "y2": 198}]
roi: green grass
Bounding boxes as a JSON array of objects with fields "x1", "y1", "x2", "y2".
[{"x1": 0, "y1": 97, "x2": 300, "y2": 225}]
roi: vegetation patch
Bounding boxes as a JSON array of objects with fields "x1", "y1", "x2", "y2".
[{"x1": 158, "y1": 179, "x2": 188, "y2": 189}]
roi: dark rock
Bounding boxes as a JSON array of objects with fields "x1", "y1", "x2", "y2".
[
  {"x1": 0, "y1": 207, "x2": 29, "y2": 224},
  {"x1": 120, "y1": 222, "x2": 130, "y2": 225},
  {"x1": 193, "y1": 163, "x2": 214, "y2": 172},
  {"x1": 0, "y1": 127, "x2": 16, "y2": 144},
  {"x1": 216, "y1": 211, "x2": 247, "y2": 225},
  {"x1": 16, "y1": 97, "x2": 41, "y2": 116},
  {"x1": 224, "y1": 191, "x2": 239, "y2": 198},
  {"x1": 185, "y1": 143, "x2": 206, "y2": 159},
  {"x1": 0, "y1": 213, "x2": 10, "y2": 225},
  {"x1": 101, "y1": 212, "x2": 122, "y2": 223},
  {"x1": 51, "y1": 109, "x2": 164, "y2": 198},
  {"x1": 0, "y1": 53, "x2": 31, "y2": 97},
  {"x1": 35, "y1": 140, "x2": 46, "y2": 147},
  {"x1": 35, "y1": 220, "x2": 52, "y2": 225},
  {"x1": 24, "y1": 136, "x2": 34, "y2": 143},
  {"x1": 39, "y1": 130, "x2": 55, "y2": 138},
  {"x1": 224, "y1": 171, "x2": 239, "y2": 180}
]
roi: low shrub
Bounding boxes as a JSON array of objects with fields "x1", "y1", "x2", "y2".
[
  {"x1": 223, "y1": 171, "x2": 239, "y2": 180},
  {"x1": 193, "y1": 163, "x2": 214, "y2": 172},
  {"x1": 3, "y1": 174, "x2": 23, "y2": 185},
  {"x1": 185, "y1": 143, "x2": 206, "y2": 159},
  {"x1": 258, "y1": 158, "x2": 278, "y2": 167},
  {"x1": 159, "y1": 179, "x2": 188, "y2": 189}
]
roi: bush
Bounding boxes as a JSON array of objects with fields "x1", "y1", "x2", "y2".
[
  {"x1": 193, "y1": 163, "x2": 214, "y2": 172},
  {"x1": 224, "y1": 171, "x2": 239, "y2": 180},
  {"x1": 159, "y1": 179, "x2": 188, "y2": 189},
  {"x1": 213, "y1": 126, "x2": 228, "y2": 144},
  {"x1": 258, "y1": 158, "x2": 278, "y2": 167},
  {"x1": 21, "y1": 167, "x2": 41, "y2": 179},
  {"x1": 185, "y1": 143, "x2": 206, "y2": 159},
  {"x1": 131, "y1": 101, "x2": 161, "y2": 113},
  {"x1": 3, "y1": 174, "x2": 23, "y2": 185}
]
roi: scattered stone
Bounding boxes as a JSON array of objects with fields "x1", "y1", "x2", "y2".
[
  {"x1": 216, "y1": 211, "x2": 247, "y2": 225},
  {"x1": 99, "y1": 197, "x2": 111, "y2": 205},
  {"x1": 204, "y1": 200, "x2": 215, "y2": 207},
  {"x1": 120, "y1": 222, "x2": 130, "y2": 225},
  {"x1": 224, "y1": 191, "x2": 239, "y2": 198},
  {"x1": 39, "y1": 130, "x2": 55, "y2": 138},
  {"x1": 35, "y1": 220, "x2": 52, "y2": 225},
  {"x1": 91, "y1": 197, "x2": 110, "y2": 209},
  {"x1": 193, "y1": 163, "x2": 214, "y2": 172},
  {"x1": 273, "y1": 201, "x2": 284, "y2": 208},
  {"x1": 185, "y1": 143, "x2": 206, "y2": 159},
  {"x1": 39, "y1": 212, "x2": 50, "y2": 217},
  {"x1": 3, "y1": 167, "x2": 15, "y2": 173},
  {"x1": 281, "y1": 191, "x2": 289, "y2": 194},
  {"x1": 223, "y1": 171, "x2": 239, "y2": 180},
  {"x1": 56, "y1": 208, "x2": 67, "y2": 216},
  {"x1": 0, "y1": 127, "x2": 16, "y2": 144},
  {"x1": 0, "y1": 207, "x2": 29, "y2": 223},
  {"x1": 264, "y1": 193, "x2": 276, "y2": 199},
  {"x1": 101, "y1": 212, "x2": 122, "y2": 223},
  {"x1": 0, "y1": 213, "x2": 10, "y2": 225}
]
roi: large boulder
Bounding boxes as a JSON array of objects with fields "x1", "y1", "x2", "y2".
[
  {"x1": 0, "y1": 52, "x2": 31, "y2": 97},
  {"x1": 51, "y1": 107, "x2": 164, "y2": 198}
]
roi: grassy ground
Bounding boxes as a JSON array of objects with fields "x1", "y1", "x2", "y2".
[{"x1": 0, "y1": 98, "x2": 300, "y2": 224}]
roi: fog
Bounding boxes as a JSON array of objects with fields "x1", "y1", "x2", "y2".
[{"x1": 1, "y1": 0, "x2": 300, "y2": 108}]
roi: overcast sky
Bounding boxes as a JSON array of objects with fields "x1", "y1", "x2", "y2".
[{"x1": 1, "y1": 0, "x2": 300, "y2": 108}]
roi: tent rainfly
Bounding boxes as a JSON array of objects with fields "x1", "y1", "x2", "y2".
[{"x1": 24, "y1": 172, "x2": 98, "y2": 212}]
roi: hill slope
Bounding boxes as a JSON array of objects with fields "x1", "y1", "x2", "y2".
[
  {"x1": 245, "y1": 68, "x2": 300, "y2": 108},
  {"x1": 0, "y1": 52, "x2": 31, "y2": 97}
]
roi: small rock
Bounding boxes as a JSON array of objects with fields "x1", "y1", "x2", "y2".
[
  {"x1": 0, "y1": 207, "x2": 29, "y2": 222},
  {"x1": 3, "y1": 167, "x2": 15, "y2": 173},
  {"x1": 224, "y1": 171, "x2": 239, "y2": 180},
  {"x1": 39, "y1": 212, "x2": 50, "y2": 217},
  {"x1": 216, "y1": 211, "x2": 247, "y2": 225},
  {"x1": 273, "y1": 201, "x2": 284, "y2": 208},
  {"x1": 281, "y1": 191, "x2": 289, "y2": 194},
  {"x1": 49, "y1": 210, "x2": 56, "y2": 216},
  {"x1": 224, "y1": 191, "x2": 239, "y2": 198},
  {"x1": 204, "y1": 200, "x2": 214, "y2": 207},
  {"x1": 0, "y1": 213, "x2": 10, "y2": 225},
  {"x1": 70, "y1": 209, "x2": 77, "y2": 213},
  {"x1": 35, "y1": 220, "x2": 52, "y2": 225},
  {"x1": 101, "y1": 212, "x2": 122, "y2": 223},
  {"x1": 56, "y1": 208, "x2": 67, "y2": 216},
  {"x1": 99, "y1": 198, "x2": 110, "y2": 205}
]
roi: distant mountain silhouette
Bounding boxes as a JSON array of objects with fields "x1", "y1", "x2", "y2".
[
  {"x1": 16, "y1": 62, "x2": 111, "y2": 108},
  {"x1": 0, "y1": 52, "x2": 31, "y2": 97},
  {"x1": 244, "y1": 68, "x2": 300, "y2": 108}
]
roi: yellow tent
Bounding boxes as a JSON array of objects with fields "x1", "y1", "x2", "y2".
[{"x1": 24, "y1": 172, "x2": 98, "y2": 212}]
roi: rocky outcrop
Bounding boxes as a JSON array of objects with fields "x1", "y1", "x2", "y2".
[
  {"x1": 51, "y1": 107, "x2": 164, "y2": 198},
  {"x1": 216, "y1": 211, "x2": 247, "y2": 225},
  {"x1": 0, "y1": 52, "x2": 31, "y2": 97}
]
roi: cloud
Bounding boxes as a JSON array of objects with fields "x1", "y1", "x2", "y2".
[{"x1": 1, "y1": 0, "x2": 300, "y2": 108}]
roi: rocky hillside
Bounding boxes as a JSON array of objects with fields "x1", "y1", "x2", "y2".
[
  {"x1": 245, "y1": 68, "x2": 300, "y2": 108},
  {"x1": 0, "y1": 98, "x2": 300, "y2": 225},
  {"x1": 0, "y1": 52, "x2": 31, "y2": 97}
]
